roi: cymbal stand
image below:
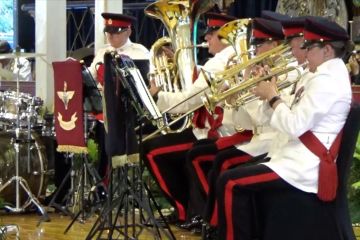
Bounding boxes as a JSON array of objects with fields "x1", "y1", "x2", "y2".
[{"x1": 0, "y1": 52, "x2": 49, "y2": 226}]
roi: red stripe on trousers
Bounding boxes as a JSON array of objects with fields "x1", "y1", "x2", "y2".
[
  {"x1": 221, "y1": 155, "x2": 252, "y2": 171},
  {"x1": 210, "y1": 154, "x2": 252, "y2": 226},
  {"x1": 225, "y1": 172, "x2": 280, "y2": 240},
  {"x1": 192, "y1": 154, "x2": 215, "y2": 194},
  {"x1": 147, "y1": 142, "x2": 193, "y2": 221}
]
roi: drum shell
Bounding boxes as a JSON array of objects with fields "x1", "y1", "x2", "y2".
[{"x1": 0, "y1": 130, "x2": 48, "y2": 206}]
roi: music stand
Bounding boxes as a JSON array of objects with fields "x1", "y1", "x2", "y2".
[
  {"x1": 81, "y1": 64, "x2": 103, "y2": 114},
  {"x1": 133, "y1": 59, "x2": 150, "y2": 86},
  {"x1": 86, "y1": 53, "x2": 175, "y2": 240}
]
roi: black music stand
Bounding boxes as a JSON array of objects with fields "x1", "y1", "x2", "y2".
[
  {"x1": 86, "y1": 54, "x2": 175, "y2": 240},
  {"x1": 133, "y1": 59, "x2": 150, "y2": 86}
]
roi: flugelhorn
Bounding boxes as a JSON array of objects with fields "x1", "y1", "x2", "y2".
[{"x1": 203, "y1": 63, "x2": 304, "y2": 114}]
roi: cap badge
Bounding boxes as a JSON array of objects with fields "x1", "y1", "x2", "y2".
[{"x1": 108, "y1": 19, "x2": 113, "y2": 25}]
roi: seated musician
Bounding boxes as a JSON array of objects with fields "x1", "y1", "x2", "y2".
[
  {"x1": 0, "y1": 40, "x2": 32, "y2": 81},
  {"x1": 143, "y1": 12, "x2": 237, "y2": 225},
  {"x1": 185, "y1": 15, "x2": 304, "y2": 233},
  {"x1": 216, "y1": 16, "x2": 353, "y2": 240}
]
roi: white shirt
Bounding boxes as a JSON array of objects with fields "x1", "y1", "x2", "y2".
[
  {"x1": 156, "y1": 45, "x2": 236, "y2": 139},
  {"x1": 263, "y1": 58, "x2": 352, "y2": 193},
  {"x1": 232, "y1": 63, "x2": 305, "y2": 156},
  {"x1": 89, "y1": 39, "x2": 150, "y2": 81},
  {"x1": 0, "y1": 58, "x2": 32, "y2": 81}
]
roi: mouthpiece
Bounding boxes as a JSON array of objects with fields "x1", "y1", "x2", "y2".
[{"x1": 197, "y1": 42, "x2": 209, "y2": 48}]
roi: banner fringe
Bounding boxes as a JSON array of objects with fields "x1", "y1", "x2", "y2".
[{"x1": 57, "y1": 145, "x2": 88, "y2": 154}]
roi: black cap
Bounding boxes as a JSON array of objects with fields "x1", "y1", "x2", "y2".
[
  {"x1": 281, "y1": 16, "x2": 306, "y2": 39},
  {"x1": 203, "y1": 12, "x2": 237, "y2": 35},
  {"x1": 101, "y1": 13, "x2": 136, "y2": 34},
  {"x1": 251, "y1": 18, "x2": 284, "y2": 45},
  {"x1": 301, "y1": 16, "x2": 349, "y2": 49},
  {"x1": 261, "y1": 10, "x2": 290, "y2": 22},
  {"x1": 0, "y1": 40, "x2": 12, "y2": 54}
]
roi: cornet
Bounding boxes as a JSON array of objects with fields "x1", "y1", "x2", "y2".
[{"x1": 202, "y1": 63, "x2": 305, "y2": 114}]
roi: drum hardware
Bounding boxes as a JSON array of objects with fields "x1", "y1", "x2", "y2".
[
  {"x1": 48, "y1": 113, "x2": 103, "y2": 222},
  {"x1": 49, "y1": 61, "x2": 104, "y2": 226},
  {"x1": 0, "y1": 49, "x2": 49, "y2": 225}
]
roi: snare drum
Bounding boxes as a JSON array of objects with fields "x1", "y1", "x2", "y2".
[{"x1": 0, "y1": 130, "x2": 48, "y2": 208}]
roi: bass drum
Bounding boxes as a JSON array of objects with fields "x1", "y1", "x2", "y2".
[{"x1": 0, "y1": 130, "x2": 47, "y2": 208}]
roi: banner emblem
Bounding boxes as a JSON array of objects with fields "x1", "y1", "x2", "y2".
[{"x1": 57, "y1": 81, "x2": 75, "y2": 110}]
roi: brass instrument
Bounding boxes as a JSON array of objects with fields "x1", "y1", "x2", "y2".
[
  {"x1": 203, "y1": 63, "x2": 304, "y2": 114},
  {"x1": 218, "y1": 18, "x2": 252, "y2": 63},
  {"x1": 208, "y1": 44, "x2": 291, "y2": 95},
  {"x1": 145, "y1": 0, "x2": 215, "y2": 134},
  {"x1": 145, "y1": 0, "x2": 214, "y2": 92}
]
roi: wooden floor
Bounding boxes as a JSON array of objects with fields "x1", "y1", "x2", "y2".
[
  {"x1": 0, "y1": 212, "x2": 201, "y2": 240},
  {"x1": 1, "y1": 212, "x2": 360, "y2": 240}
]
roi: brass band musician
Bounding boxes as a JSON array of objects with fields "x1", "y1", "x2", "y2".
[
  {"x1": 216, "y1": 16, "x2": 353, "y2": 240},
  {"x1": 142, "y1": 12, "x2": 237, "y2": 224}
]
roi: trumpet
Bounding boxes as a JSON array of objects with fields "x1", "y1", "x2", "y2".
[
  {"x1": 209, "y1": 44, "x2": 291, "y2": 94},
  {"x1": 203, "y1": 63, "x2": 304, "y2": 114}
]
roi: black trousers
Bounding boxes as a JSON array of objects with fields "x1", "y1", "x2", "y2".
[
  {"x1": 216, "y1": 164, "x2": 293, "y2": 240},
  {"x1": 185, "y1": 131, "x2": 254, "y2": 222},
  {"x1": 142, "y1": 128, "x2": 199, "y2": 221}
]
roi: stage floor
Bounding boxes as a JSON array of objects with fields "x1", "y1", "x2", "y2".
[
  {"x1": 0, "y1": 212, "x2": 201, "y2": 240},
  {"x1": 1, "y1": 212, "x2": 360, "y2": 239}
]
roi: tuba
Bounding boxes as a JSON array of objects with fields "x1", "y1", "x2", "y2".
[{"x1": 145, "y1": 0, "x2": 215, "y2": 133}]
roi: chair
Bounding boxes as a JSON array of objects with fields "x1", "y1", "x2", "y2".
[{"x1": 258, "y1": 104, "x2": 360, "y2": 240}]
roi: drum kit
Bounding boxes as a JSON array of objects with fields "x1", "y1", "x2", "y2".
[{"x1": 0, "y1": 50, "x2": 50, "y2": 223}]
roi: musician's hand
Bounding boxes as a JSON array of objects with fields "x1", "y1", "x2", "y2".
[
  {"x1": 252, "y1": 77, "x2": 278, "y2": 101},
  {"x1": 248, "y1": 64, "x2": 269, "y2": 79},
  {"x1": 149, "y1": 79, "x2": 161, "y2": 97},
  {"x1": 161, "y1": 46, "x2": 174, "y2": 59}
]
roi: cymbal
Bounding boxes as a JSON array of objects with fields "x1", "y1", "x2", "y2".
[{"x1": 0, "y1": 52, "x2": 45, "y2": 60}]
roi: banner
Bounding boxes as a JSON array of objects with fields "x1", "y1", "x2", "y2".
[{"x1": 53, "y1": 60, "x2": 87, "y2": 153}]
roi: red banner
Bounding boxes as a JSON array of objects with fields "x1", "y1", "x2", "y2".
[{"x1": 53, "y1": 60, "x2": 87, "y2": 153}]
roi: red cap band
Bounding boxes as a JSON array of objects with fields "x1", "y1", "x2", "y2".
[
  {"x1": 252, "y1": 29, "x2": 272, "y2": 39},
  {"x1": 104, "y1": 19, "x2": 131, "y2": 28},
  {"x1": 208, "y1": 18, "x2": 227, "y2": 28},
  {"x1": 304, "y1": 29, "x2": 331, "y2": 41},
  {"x1": 283, "y1": 27, "x2": 303, "y2": 37}
]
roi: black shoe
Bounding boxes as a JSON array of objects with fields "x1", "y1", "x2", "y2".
[
  {"x1": 202, "y1": 224, "x2": 218, "y2": 240},
  {"x1": 179, "y1": 215, "x2": 203, "y2": 230}
]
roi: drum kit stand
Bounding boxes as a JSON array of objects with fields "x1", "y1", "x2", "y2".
[{"x1": 0, "y1": 49, "x2": 49, "y2": 225}]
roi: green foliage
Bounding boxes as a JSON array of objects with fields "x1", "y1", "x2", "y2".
[
  {"x1": 350, "y1": 133, "x2": 360, "y2": 223},
  {"x1": 87, "y1": 139, "x2": 99, "y2": 164},
  {"x1": 143, "y1": 169, "x2": 172, "y2": 210}
]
